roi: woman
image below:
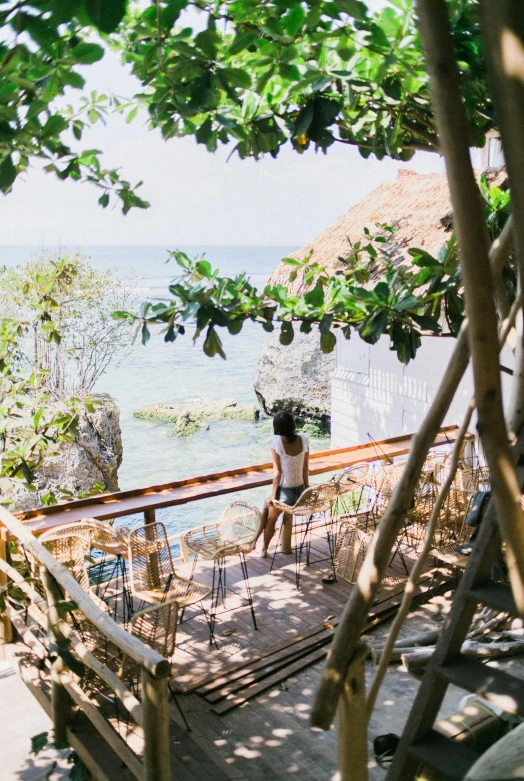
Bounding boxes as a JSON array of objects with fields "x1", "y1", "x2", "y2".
[{"x1": 251, "y1": 410, "x2": 309, "y2": 557}]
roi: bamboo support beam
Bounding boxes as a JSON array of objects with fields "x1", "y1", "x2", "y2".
[
  {"x1": 366, "y1": 293, "x2": 521, "y2": 718},
  {"x1": 41, "y1": 566, "x2": 73, "y2": 744},
  {"x1": 336, "y1": 642, "x2": 369, "y2": 781},
  {"x1": 0, "y1": 528, "x2": 12, "y2": 645},
  {"x1": 310, "y1": 218, "x2": 514, "y2": 731},
  {"x1": 142, "y1": 669, "x2": 171, "y2": 781},
  {"x1": 416, "y1": 0, "x2": 524, "y2": 613}
]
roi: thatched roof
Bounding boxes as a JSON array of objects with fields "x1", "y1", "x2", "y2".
[{"x1": 268, "y1": 168, "x2": 507, "y2": 292}]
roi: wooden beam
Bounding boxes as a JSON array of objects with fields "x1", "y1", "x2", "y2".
[
  {"x1": 416, "y1": 0, "x2": 524, "y2": 613},
  {"x1": 337, "y1": 643, "x2": 368, "y2": 781},
  {"x1": 0, "y1": 527, "x2": 12, "y2": 645},
  {"x1": 17, "y1": 427, "x2": 466, "y2": 535},
  {"x1": 142, "y1": 670, "x2": 171, "y2": 781}
]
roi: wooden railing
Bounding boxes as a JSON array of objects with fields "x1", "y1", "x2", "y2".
[{"x1": 0, "y1": 505, "x2": 171, "y2": 781}]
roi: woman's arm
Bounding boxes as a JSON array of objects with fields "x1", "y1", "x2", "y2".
[
  {"x1": 271, "y1": 449, "x2": 282, "y2": 500},
  {"x1": 303, "y1": 450, "x2": 309, "y2": 488}
]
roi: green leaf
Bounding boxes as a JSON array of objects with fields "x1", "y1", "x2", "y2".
[
  {"x1": 141, "y1": 323, "x2": 150, "y2": 345},
  {"x1": 55, "y1": 646, "x2": 85, "y2": 678},
  {"x1": 229, "y1": 30, "x2": 258, "y2": 55},
  {"x1": 284, "y1": 6, "x2": 306, "y2": 37},
  {"x1": 83, "y1": 0, "x2": 128, "y2": 34},
  {"x1": 0, "y1": 155, "x2": 16, "y2": 193},
  {"x1": 304, "y1": 283, "x2": 324, "y2": 307},
  {"x1": 279, "y1": 321, "x2": 294, "y2": 346},
  {"x1": 203, "y1": 326, "x2": 226, "y2": 359},
  {"x1": 320, "y1": 329, "x2": 336, "y2": 353},
  {"x1": 71, "y1": 42, "x2": 105, "y2": 65},
  {"x1": 98, "y1": 192, "x2": 109, "y2": 207},
  {"x1": 359, "y1": 310, "x2": 387, "y2": 344},
  {"x1": 41, "y1": 114, "x2": 68, "y2": 139},
  {"x1": 294, "y1": 104, "x2": 314, "y2": 137},
  {"x1": 334, "y1": 0, "x2": 368, "y2": 20},
  {"x1": 222, "y1": 68, "x2": 251, "y2": 89}
]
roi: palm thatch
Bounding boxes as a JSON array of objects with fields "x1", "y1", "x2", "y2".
[{"x1": 268, "y1": 168, "x2": 506, "y2": 293}]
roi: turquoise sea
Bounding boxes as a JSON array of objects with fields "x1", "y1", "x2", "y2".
[{"x1": 1, "y1": 245, "x2": 330, "y2": 535}]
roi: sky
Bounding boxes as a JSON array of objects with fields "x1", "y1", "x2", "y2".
[{"x1": 0, "y1": 14, "x2": 445, "y2": 249}]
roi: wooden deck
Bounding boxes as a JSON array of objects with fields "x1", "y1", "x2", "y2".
[{"x1": 171, "y1": 532, "x2": 418, "y2": 694}]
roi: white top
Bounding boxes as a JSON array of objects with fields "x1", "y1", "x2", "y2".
[{"x1": 268, "y1": 433, "x2": 310, "y2": 488}]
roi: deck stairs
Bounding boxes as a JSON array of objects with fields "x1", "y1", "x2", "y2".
[{"x1": 386, "y1": 448, "x2": 524, "y2": 781}]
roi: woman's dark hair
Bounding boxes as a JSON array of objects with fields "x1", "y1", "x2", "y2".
[{"x1": 273, "y1": 410, "x2": 297, "y2": 443}]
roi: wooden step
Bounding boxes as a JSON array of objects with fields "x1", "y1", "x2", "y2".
[
  {"x1": 439, "y1": 654, "x2": 524, "y2": 715},
  {"x1": 466, "y1": 581, "x2": 517, "y2": 614},
  {"x1": 407, "y1": 730, "x2": 480, "y2": 780}
]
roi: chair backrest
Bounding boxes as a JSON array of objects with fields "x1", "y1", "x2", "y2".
[
  {"x1": 292, "y1": 482, "x2": 338, "y2": 515},
  {"x1": 128, "y1": 521, "x2": 175, "y2": 596},
  {"x1": 336, "y1": 463, "x2": 369, "y2": 491},
  {"x1": 121, "y1": 599, "x2": 178, "y2": 683},
  {"x1": 217, "y1": 502, "x2": 261, "y2": 544},
  {"x1": 87, "y1": 519, "x2": 128, "y2": 556},
  {"x1": 41, "y1": 532, "x2": 91, "y2": 592}
]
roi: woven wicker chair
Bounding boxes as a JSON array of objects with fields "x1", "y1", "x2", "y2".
[
  {"x1": 128, "y1": 521, "x2": 211, "y2": 631},
  {"x1": 333, "y1": 524, "x2": 372, "y2": 584},
  {"x1": 181, "y1": 502, "x2": 260, "y2": 636},
  {"x1": 270, "y1": 482, "x2": 340, "y2": 589},
  {"x1": 40, "y1": 520, "x2": 132, "y2": 622},
  {"x1": 332, "y1": 463, "x2": 371, "y2": 520},
  {"x1": 87, "y1": 598, "x2": 190, "y2": 731}
]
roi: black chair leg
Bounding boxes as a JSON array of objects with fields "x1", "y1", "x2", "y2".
[
  {"x1": 168, "y1": 682, "x2": 191, "y2": 732},
  {"x1": 239, "y1": 552, "x2": 257, "y2": 631}
]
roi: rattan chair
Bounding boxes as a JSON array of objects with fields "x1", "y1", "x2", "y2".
[
  {"x1": 128, "y1": 521, "x2": 211, "y2": 630},
  {"x1": 332, "y1": 463, "x2": 372, "y2": 521},
  {"x1": 270, "y1": 482, "x2": 340, "y2": 589},
  {"x1": 181, "y1": 502, "x2": 260, "y2": 635},
  {"x1": 333, "y1": 524, "x2": 373, "y2": 584},
  {"x1": 86, "y1": 598, "x2": 190, "y2": 731},
  {"x1": 40, "y1": 520, "x2": 132, "y2": 622}
]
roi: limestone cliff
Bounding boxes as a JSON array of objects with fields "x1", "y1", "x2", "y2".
[
  {"x1": 10, "y1": 393, "x2": 122, "y2": 512},
  {"x1": 254, "y1": 326, "x2": 334, "y2": 432}
]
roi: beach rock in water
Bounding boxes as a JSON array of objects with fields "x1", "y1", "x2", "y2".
[
  {"x1": 254, "y1": 327, "x2": 334, "y2": 432},
  {"x1": 9, "y1": 394, "x2": 122, "y2": 511},
  {"x1": 134, "y1": 397, "x2": 260, "y2": 436}
]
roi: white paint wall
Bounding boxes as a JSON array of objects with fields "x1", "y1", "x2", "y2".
[{"x1": 331, "y1": 334, "x2": 514, "y2": 449}]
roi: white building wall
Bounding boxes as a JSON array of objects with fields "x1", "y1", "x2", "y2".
[{"x1": 331, "y1": 334, "x2": 514, "y2": 449}]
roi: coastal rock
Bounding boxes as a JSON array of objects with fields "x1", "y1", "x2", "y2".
[
  {"x1": 10, "y1": 394, "x2": 122, "y2": 512},
  {"x1": 254, "y1": 327, "x2": 334, "y2": 432},
  {"x1": 134, "y1": 397, "x2": 260, "y2": 436}
]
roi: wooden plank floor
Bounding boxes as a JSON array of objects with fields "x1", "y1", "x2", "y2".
[{"x1": 171, "y1": 527, "x2": 411, "y2": 689}]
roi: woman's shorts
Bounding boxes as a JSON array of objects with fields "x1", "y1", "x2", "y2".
[{"x1": 276, "y1": 485, "x2": 304, "y2": 506}]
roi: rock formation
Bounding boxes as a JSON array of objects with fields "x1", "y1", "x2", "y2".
[
  {"x1": 10, "y1": 393, "x2": 122, "y2": 511},
  {"x1": 254, "y1": 326, "x2": 334, "y2": 432},
  {"x1": 134, "y1": 397, "x2": 260, "y2": 435}
]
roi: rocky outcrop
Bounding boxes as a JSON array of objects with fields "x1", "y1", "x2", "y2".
[
  {"x1": 10, "y1": 394, "x2": 122, "y2": 511},
  {"x1": 134, "y1": 397, "x2": 260, "y2": 435},
  {"x1": 254, "y1": 327, "x2": 334, "y2": 432}
]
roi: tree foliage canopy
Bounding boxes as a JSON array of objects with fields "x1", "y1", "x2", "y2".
[
  {"x1": 0, "y1": 0, "x2": 148, "y2": 211},
  {"x1": 120, "y1": 0, "x2": 492, "y2": 161},
  {"x1": 114, "y1": 177, "x2": 512, "y2": 365}
]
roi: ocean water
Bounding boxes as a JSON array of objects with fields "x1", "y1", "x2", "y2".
[{"x1": 1, "y1": 245, "x2": 330, "y2": 535}]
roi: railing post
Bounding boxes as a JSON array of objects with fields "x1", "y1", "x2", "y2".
[
  {"x1": 280, "y1": 513, "x2": 293, "y2": 554},
  {"x1": 0, "y1": 526, "x2": 13, "y2": 647},
  {"x1": 142, "y1": 667, "x2": 171, "y2": 781},
  {"x1": 144, "y1": 509, "x2": 156, "y2": 525},
  {"x1": 336, "y1": 642, "x2": 369, "y2": 781},
  {"x1": 40, "y1": 566, "x2": 73, "y2": 744}
]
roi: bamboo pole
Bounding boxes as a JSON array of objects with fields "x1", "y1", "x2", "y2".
[
  {"x1": 416, "y1": 0, "x2": 524, "y2": 614},
  {"x1": 366, "y1": 293, "x2": 521, "y2": 718},
  {"x1": 142, "y1": 668, "x2": 171, "y2": 781},
  {"x1": 337, "y1": 642, "x2": 368, "y2": 781},
  {"x1": 310, "y1": 218, "x2": 514, "y2": 731},
  {"x1": 481, "y1": 3, "x2": 524, "y2": 432},
  {"x1": 41, "y1": 566, "x2": 73, "y2": 744},
  {"x1": 0, "y1": 527, "x2": 13, "y2": 645}
]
